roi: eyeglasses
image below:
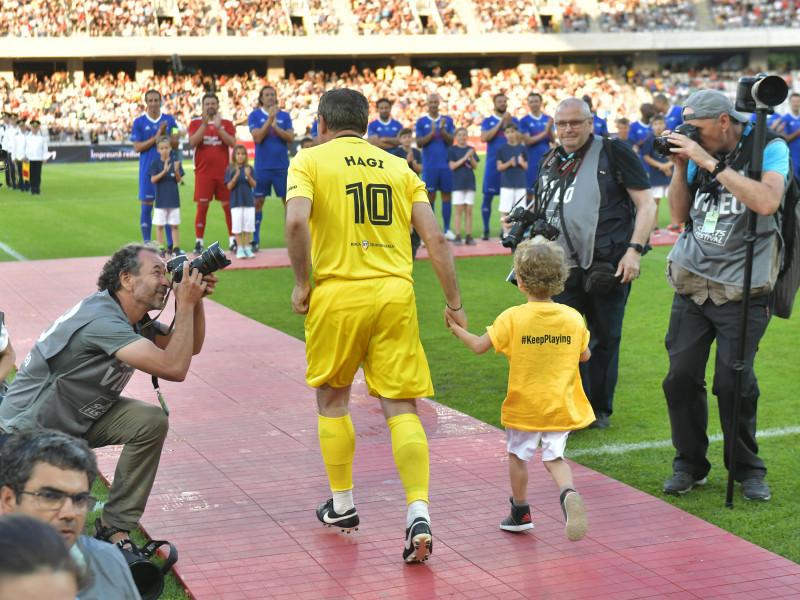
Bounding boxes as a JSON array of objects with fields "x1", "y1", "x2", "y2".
[
  {"x1": 554, "y1": 119, "x2": 590, "y2": 130},
  {"x1": 16, "y1": 488, "x2": 98, "y2": 513}
]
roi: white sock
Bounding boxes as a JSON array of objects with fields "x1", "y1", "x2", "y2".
[
  {"x1": 406, "y1": 499, "x2": 429, "y2": 528},
  {"x1": 332, "y1": 489, "x2": 354, "y2": 514},
  {"x1": 196, "y1": 238, "x2": 203, "y2": 244}
]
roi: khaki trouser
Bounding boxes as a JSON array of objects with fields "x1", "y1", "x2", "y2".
[{"x1": 84, "y1": 396, "x2": 169, "y2": 532}]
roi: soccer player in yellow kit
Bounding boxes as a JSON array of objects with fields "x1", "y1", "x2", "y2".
[{"x1": 285, "y1": 88, "x2": 466, "y2": 564}]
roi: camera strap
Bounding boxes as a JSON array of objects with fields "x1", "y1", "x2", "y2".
[{"x1": 537, "y1": 140, "x2": 592, "y2": 264}]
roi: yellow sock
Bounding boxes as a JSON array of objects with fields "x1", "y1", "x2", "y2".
[
  {"x1": 318, "y1": 414, "x2": 355, "y2": 491},
  {"x1": 388, "y1": 413, "x2": 429, "y2": 505}
]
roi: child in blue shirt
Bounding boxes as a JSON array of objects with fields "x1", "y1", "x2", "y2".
[
  {"x1": 149, "y1": 136, "x2": 185, "y2": 256},
  {"x1": 641, "y1": 115, "x2": 674, "y2": 237},
  {"x1": 447, "y1": 127, "x2": 479, "y2": 245},
  {"x1": 225, "y1": 144, "x2": 257, "y2": 259},
  {"x1": 496, "y1": 123, "x2": 528, "y2": 238}
]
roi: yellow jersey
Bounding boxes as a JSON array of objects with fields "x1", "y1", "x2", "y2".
[
  {"x1": 487, "y1": 301, "x2": 595, "y2": 431},
  {"x1": 287, "y1": 136, "x2": 429, "y2": 285}
]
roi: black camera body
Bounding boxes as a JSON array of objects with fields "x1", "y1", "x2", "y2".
[
  {"x1": 0, "y1": 145, "x2": 9, "y2": 173},
  {"x1": 502, "y1": 205, "x2": 537, "y2": 249},
  {"x1": 735, "y1": 74, "x2": 788, "y2": 113},
  {"x1": 166, "y1": 241, "x2": 231, "y2": 283},
  {"x1": 502, "y1": 204, "x2": 561, "y2": 252},
  {"x1": 653, "y1": 123, "x2": 701, "y2": 159}
]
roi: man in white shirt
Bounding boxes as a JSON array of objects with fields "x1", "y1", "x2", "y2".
[{"x1": 25, "y1": 119, "x2": 48, "y2": 195}]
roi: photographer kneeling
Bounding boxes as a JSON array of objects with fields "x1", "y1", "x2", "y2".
[
  {"x1": 661, "y1": 89, "x2": 788, "y2": 501},
  {"x1": 507, "y1": 97, "x2": 655, "y2": 429},
  {"x1": 0, "y1": 242, "x2": 219, "y2": 544}
]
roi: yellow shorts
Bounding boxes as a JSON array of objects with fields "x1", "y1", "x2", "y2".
[{"x1": 304, "y1": 277, "x2": 434, "y2": 399}]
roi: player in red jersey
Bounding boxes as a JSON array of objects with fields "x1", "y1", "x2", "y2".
[{"x1": 188, "y1": 93, "x2": 237, "y2": 253}]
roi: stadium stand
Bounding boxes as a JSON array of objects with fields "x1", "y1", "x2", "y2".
[
  {"x1": 8, "y1": 63, "x2": 786, "y2": 145},
  {"x1": 350, "y1": 0, "x2": 422, "y2": 34},
  {"x1": 0, "y1": 0, "x2": 726, "y2": 37}
]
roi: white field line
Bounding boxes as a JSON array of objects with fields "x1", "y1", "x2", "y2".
[
  {"x1": 0, "y1": 242, "x2": 26, "y2": 261},
  {"x1": 567, "y1": 426, "x2": 800, "y2": 458}
]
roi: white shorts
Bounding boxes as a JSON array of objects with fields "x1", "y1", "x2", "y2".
[
  {"x1": 651, "y1": 185, "x2": 667, "y2": 200},
  {"x1": 152, "y1": 207, "x2": 180, "y2": 226},
  {"x1": 506, "y1": 428, "x2": 570, "y2": 462},
  {"x1": 452, "y1": 190, "x2": 475, "y2": 206},
  {"x1": 499, "y1": 188, "x2": 527, "y2": 213},
  {"x1": 231, "y1": 206, "x2": 255, "y2": 234}
]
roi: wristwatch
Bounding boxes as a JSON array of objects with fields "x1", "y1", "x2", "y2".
[
  {"x1": 711, "y1": 160, "x2": 727, "y2": 177},
  {"x1": 628, "y1": 243, "x2": 644, "y2": 254}
]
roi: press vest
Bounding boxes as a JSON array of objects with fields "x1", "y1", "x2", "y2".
[
  {"x1": 539, "y1": 135, "x2": 633, "y2": 269},
  {"x1": 669, "y1": 135, "x2": 785, "y2": 289}
]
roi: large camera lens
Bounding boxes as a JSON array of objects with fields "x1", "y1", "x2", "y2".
[{"x1": 166, "y1": 241, "x2": 231, "y2": 283}]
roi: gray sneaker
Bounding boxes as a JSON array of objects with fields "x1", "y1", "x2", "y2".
[
  {"x1": 663, "y1": 471, "x2": 707, "y2": 496},
  {"x1": 453, "y1": 235, "x2": 463, "y2": 246},
  {"x1": 741, "y1": 478, "x2": 770, "y2": 501}
]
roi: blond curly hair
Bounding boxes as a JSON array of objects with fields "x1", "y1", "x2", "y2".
[{"x1": 513, "y1": 236, "x2": 569, "y2": 298}]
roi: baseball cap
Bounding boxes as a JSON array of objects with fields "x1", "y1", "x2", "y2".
[{"x1": 683, "y1": 89, "x2": 749, "y2": 123}]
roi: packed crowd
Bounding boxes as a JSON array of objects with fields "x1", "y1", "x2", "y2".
[
  {"x1": 436, "y1": 0, "x2": 467, "y2": 33},
  {"x1": 598, "y1": 0, "x2": 696, "y2": 31},
  {"x1": 711, "y1": 0, "x2": 800, "y2": 27},
  {"x1": 307, "y1": 0, "x2": 340, "y2": 34},
  {"x1": 351, "y1": 0, "x2": 422, "y2": 34},
  {"x1": 3, "y1": 63, "x2": 795, "y2": 145},
  {"x1": 6, "y1": 0, "x2": 797, "y2": 36}
]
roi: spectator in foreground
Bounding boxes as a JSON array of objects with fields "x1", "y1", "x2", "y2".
[
  {"x1": 0, "y1": 513, "x2": 87, "y2": 600},
  {"x1": 0, "y1": 430, "x2": 141, "y2": 599}
]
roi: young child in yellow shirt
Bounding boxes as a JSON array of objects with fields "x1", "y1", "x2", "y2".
[{"x1": 447, "y1": 237, "x2": 593, "y2": 541}]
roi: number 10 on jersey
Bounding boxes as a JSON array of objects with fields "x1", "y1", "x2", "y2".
[{"x1": 347, "y1": 182, "x2": 393, "y2": 226}]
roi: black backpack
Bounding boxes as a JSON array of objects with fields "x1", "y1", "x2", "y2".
[{"x1": 774, "y1": 164, "x2": 800, "y2": 318}]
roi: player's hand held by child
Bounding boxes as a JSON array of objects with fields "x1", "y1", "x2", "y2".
[{"x1": 444, "y1": 305, "x2": 467, "y2": 331}]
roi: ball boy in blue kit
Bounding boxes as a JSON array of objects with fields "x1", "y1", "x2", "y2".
[
  {"x1": 496, "y1": 122, "x2": 528, "y2": 238},
  {"x1": 447, "y1": 127, "x2": 479, "y2": 246},
  {"x1": 447, "y1": 237, "x2": 593, "y2": 541},
  {"x1": 149, "y1": 136, "x2": 185, "y2": 257}
]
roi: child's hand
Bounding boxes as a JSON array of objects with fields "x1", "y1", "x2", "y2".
[
  {"x1": 245, "y1": 166, "x2": 252, "y2": 177},
  {"x1": 510, "y1": 156, "x2": 517, "y2": 166},
  {"x1": 163, "y1": 160, "x2": 171, "y2": 172}
]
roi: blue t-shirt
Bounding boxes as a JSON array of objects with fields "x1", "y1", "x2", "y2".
[
  {"x1": 519, "y1": 113, "x2": 551, "y2": 175},
  {"x1": 592, "y1": 114, "x2": 608, "y2": 136},
  {"x1": 248, "y1": 108, "x2": 293, "y2": 171},
  {"x1": 225, "y1": 166, "x2": 256, "y2": 209},
  {"x1": 148, "y1": 158, "x2": 184, "y2": 209},
  {"x1": 687, "y1": 126, "x2": 790, "y2": 185},
  {"x1": 628, "y1": 120, "x2": 652, "y2": 147},
  {"x1": 415, "y1": 115, "x2": 454, "y2": 169},
  {"x1": 388, "y1": 146, "x2": 422, "y2": 173},
  {"x1": 780, "y1": 112, "x2": 800, "y2": 160},
  {"x1": 496, "y1": 144, "x2": 528, "y2": 189},
  {"x1": 367, "y1": 118, "x2": 403, "y2": 147},
  {"x1": 447, "y1": 145, "x2": 479, "y2": 191},
  {"x1": 641, "y1": 133, "x2": 671, "y2": 187},
  {"x1": 131, "y1": 112, "x2": 179, "y2": 201},
  {"x1": 613, "y1": 135, "x2": 638, "y2": 152},
  {"x1": 310, "y1": 119, "x2": 318, "y2": 140},
  {"x1": 482, "y1": 114, "x2": 520, "y2": 174},
  {"x1": 663, "y1": 104, "x2": 683, "y2": 131}
]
